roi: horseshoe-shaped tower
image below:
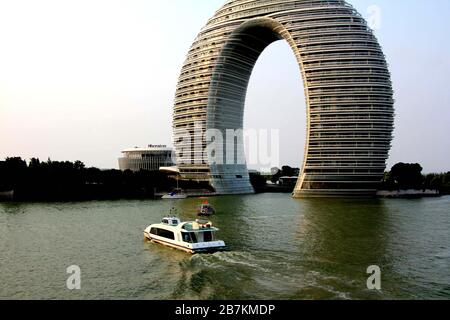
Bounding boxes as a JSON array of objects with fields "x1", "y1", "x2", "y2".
[{"x1": 173, "y1": 0, "x2": 394, "y2": 197}]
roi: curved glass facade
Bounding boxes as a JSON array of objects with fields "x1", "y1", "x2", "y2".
[{"x1": 173, "y1": 0, "x2": 394, "y2": 197}]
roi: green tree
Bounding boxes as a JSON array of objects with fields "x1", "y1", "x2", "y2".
[{"x1": 390, "y1": 163, "x2": 424, "y2": 190}]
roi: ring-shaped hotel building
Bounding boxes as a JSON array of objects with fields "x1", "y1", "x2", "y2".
[{"x1": 173, "y1": 0, "x2": 394, "y2": 197}]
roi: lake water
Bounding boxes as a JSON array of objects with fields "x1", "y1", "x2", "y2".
[{"x1": 1, "y1": 194, "x2": 449, "y2": 300}]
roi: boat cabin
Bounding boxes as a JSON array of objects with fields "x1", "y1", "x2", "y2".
[
  {"x1": 161, "y1": 217, "x2": 181, "y2": 226},
  {"x1": 180, "y1": 220, "x2": 217, "y2": 243}
]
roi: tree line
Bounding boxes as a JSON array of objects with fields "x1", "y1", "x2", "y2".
[
  {"x1": 1, "y1": 157, "x2": 449, "y2": 201},
  {"x1": 0, "y1": 157, "x2": 173, "y2": 201}
]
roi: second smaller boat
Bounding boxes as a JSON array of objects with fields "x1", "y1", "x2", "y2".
[{"x1": 197, "y1": 201, "x2": 216, "y2": 217}]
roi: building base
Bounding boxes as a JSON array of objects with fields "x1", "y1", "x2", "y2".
[{"x1": 293, "y1": 189, "x2": 379, "y2": 198}]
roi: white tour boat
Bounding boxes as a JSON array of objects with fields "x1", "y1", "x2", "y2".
[{"x1": 144, "y1": 216, "x2": 226, "y2": 254}]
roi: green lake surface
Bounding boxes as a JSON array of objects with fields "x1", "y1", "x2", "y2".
[{"x1": 1, "y1": 194, "x2": 449, "y2": 300}]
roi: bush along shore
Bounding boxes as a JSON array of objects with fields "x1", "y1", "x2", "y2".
[{"x1": 380, "y1": 163, "x2": 450, "y2": 196}]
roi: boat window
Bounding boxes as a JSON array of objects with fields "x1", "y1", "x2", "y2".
[
  {"x1": 182, "y1": 232, "x2": 191, "y2": 243},
  {"x1": 162, "y1": 219, "x2": 169, "y2": 224},
  {"x1": 203, "y1": 231, "x2": 213, "y2": 242},
  {"x1": 150, "y1": 228, "x2": 157, "y2": 235},
  {"x1": 190, "y1": 233, "x2": 198, "y2": 244},
  {"x1": 154, "y1": 228, "x2": 175, "y2": 240},
  {"x1": 171, "y1": 220, "x2": 179, "y2": 226}
]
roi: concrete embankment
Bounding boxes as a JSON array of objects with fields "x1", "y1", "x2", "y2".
[{"x1": 377, "y1": 189, "x2": 440, "y2": 198}]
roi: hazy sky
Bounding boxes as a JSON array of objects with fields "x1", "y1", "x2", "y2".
[{"x1": 0, "y1": 0, "x2": 449, "y2": 172}]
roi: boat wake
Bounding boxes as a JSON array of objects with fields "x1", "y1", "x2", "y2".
[
  {"x1": 191, "y1": 251, "x2": 271, "y2": 272},
  {"x1": 187, "y1": 251, "x2": 356, "y2": 300},
  {"x1": 436, "y1": 249, "x2": 450, "y2": 259}
]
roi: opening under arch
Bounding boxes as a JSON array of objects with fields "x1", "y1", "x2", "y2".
[
  {"x1": 244, "y1": 40, "x2": 306, "y2": 175},
  {"x1": 206, "y1": 18, "x2": 306, "y2": 194}
]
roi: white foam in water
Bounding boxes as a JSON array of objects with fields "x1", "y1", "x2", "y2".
[
  {"x1": 436, "y1": 250, "x2": 450, "y2": 259},
  {"x1": 211, "y1": 251, "x2": 270, "y2": 272}
]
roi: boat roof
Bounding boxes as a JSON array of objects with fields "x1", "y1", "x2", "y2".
[
  {"x1": 181, "y1": 221, "x2": 219, "y2": 232},
  {"x1": 151, "y1": 219, "x2": 219, "y2": 233}
]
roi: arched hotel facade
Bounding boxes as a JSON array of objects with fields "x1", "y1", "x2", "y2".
[{"x1": 173, "y1": 0, "x2": 394, "y2": 197}]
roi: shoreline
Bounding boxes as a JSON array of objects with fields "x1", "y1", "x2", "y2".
[{"x1": 1, "y1": 189, "x2": 447, "y2": 203}]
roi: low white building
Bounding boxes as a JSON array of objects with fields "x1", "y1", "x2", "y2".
[{"x1": 118, "y1": 145, "x2": 175, "y2": 172}]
